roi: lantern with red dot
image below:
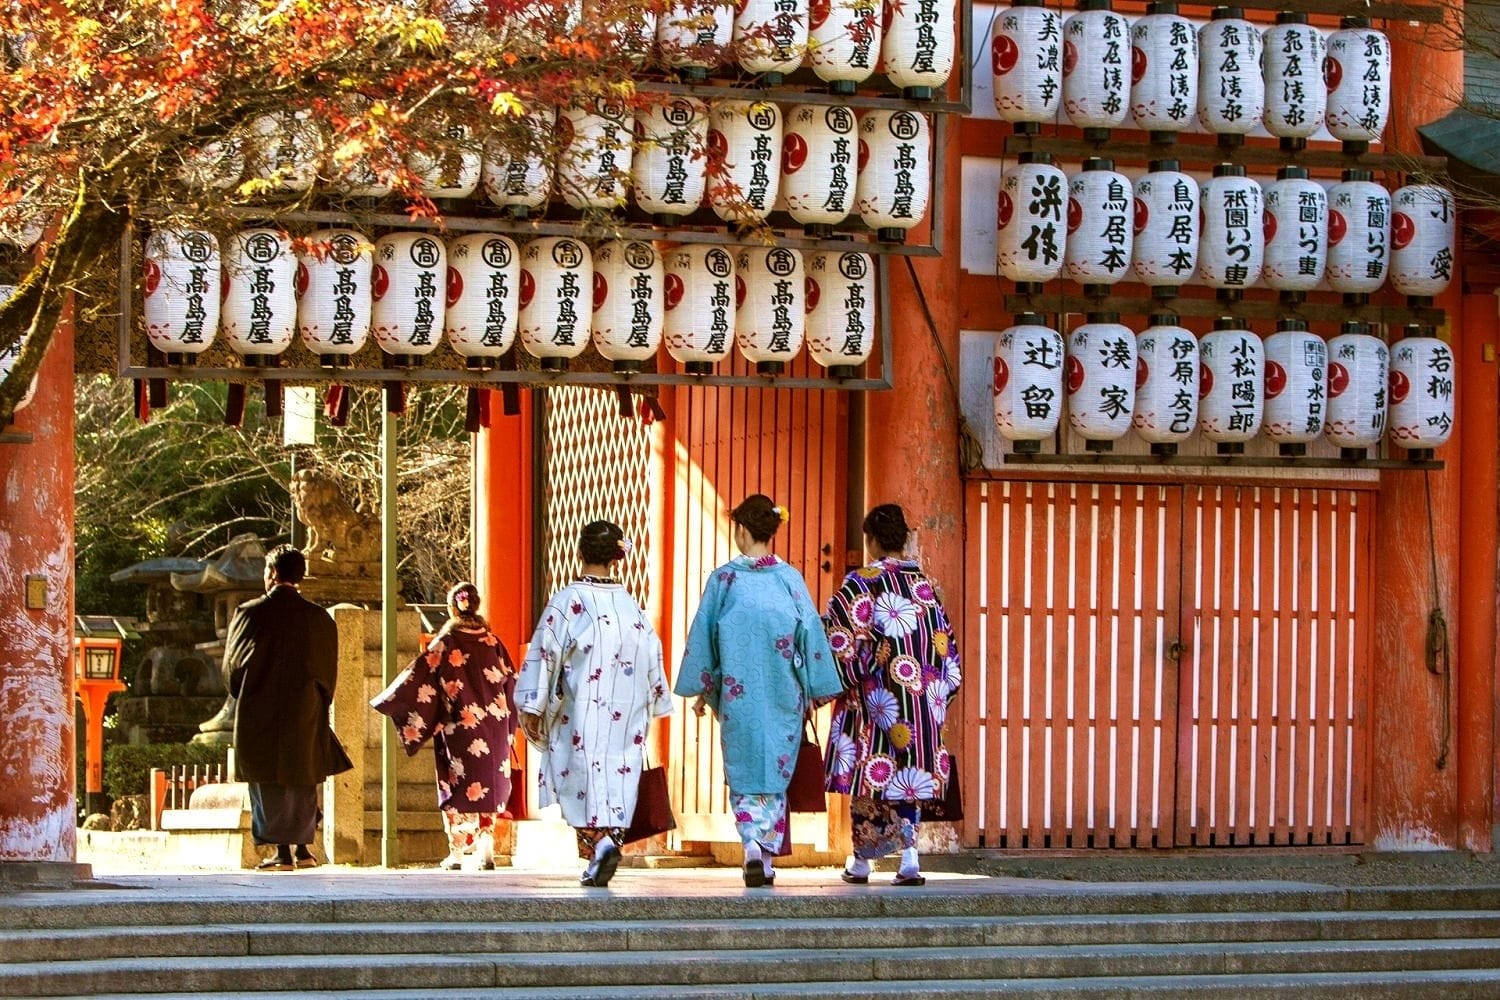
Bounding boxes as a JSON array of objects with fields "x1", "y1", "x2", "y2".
[
  {"x1": 371, "y1": 233, "x2": 446, "y2": 366},
  {"x1": 782, "y1": 104, "x2": 858, "y2": 238},
  {"x1": 1261, "y1": 319, "x2": 1326, "y2": 456},
  {"x1": 1326, "y1": 169, "x2": 1390, "y2": 301},
  {"x1": 557, "y1": 98, "x2": 633, "y2": 211},
  {"x1": 1063, "y1": 158, "x2": 1133, "y2": 291},
  {"x1": 0, "y1": 285, "x2": 36, "y2": 416},
  {"x1": 993, "y1": 312, "x2": 1065, "y2": 453},
  {"x1": 805, "y1": 251, "x2": 875, "y2": 378},
  {"x1": 856, "y1": 110, "x2": 930, "y2": 243},
  {"x1": 809, "y1": 0, "x2": 882, "y2": 94},
  {"x1": 736, "y1": 246, "x2": 804, "y2": 376},
  {"x1": 518, "y1": 237, "x2": 592, "y2": 372},
  {"x1": 222, "y1": 228, "x2": 297, "y2": 366},
  {"x1": 1324, "y1": 16, "x2": 1390, "y2": 154},
  {"x1": 656, "y1": 0, "x2": 735, "y2": 82},
  {"x1": 144, "y1": 228, "x2": 221, "y2": 366},
  {"x1": 1261, "y1": 166, "x2": 1327, "y2": 299},
  {"x1": 1065, "y1": 312, "x2": 1136, "y2": 451},
  {"x1": 1198, "y1": 317, "x2": 1263, "y2": 453},
  {"x1": 408, "y1": 119, "x2": 482, "y2": 199},
  {"x1": 1196, "y1": 7, "x2": 1263, "y2": 147},
  {"x1": 244, "y1": 111, "x2": 323, "y2": 194},
  {"x1": 1388, "y1": 326, "x2": 1455, "y2": 458},
  {"x1": 296, "y1": 229, "x2": 371, "y2": 369},
  {"x1": 1132, "y1": 313, "x2": 1198, "y2": 455},
  {"x1": 1262, "y1": 12, "x2": 1326, "y2": 150},
  {"x1": 1130, "y1": 159, "x2": 1198, "y2": 297},
  {"x1": 482, "y1": 109, "x2": 555, "y2": 219},
  {"x1": 1061, "y1": 0, "x2": 1130, "y2": 141},
  {"x1": 1324, "y1": 321, "x2": 1388, "y2": 459},
  {"x1": 1390, "y1": 183, "x2": 1456, "y2": 303},
  {"x1": 1197, "y1": 164, "x2": 1263, "y2": 297},
  {"x1": 733, "y1": 0, "x2": 808, "y2": 83},
  {"x1": 883, "y1": 0, "x2": 955, "y2": 99},
  {"x1": 445, "y1": 234, "x2": 519, "y2": 370},
  {"x1": 708, "y1": 100, "x2": 782, "y2": 224},
  {"x1": 663, "y1": 244, "x2": 736, "y2": 375},
  {"x1": 1129, "y1": 1, "x2": 1197, "y2": 142},
  {"x1": 633, "y1": 98, "x2": 709, "y2": 226},
  {"x1": 591, "y1": 240, "x2": 664, "y2": 374},
  {"x1": 991, "y1": 0, "x2": 1063, "y2": 134},
  {"x1": 996, "y1": 151, "x2": 1067, "y2": 291}
]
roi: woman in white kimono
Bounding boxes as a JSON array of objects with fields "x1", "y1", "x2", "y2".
[{"x1": 516, "y1": 520, "x2": 672, "y2": 887}]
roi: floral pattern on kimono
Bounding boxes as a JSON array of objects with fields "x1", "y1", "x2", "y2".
[
  {"x1": 371, "y1": 623, "x2": 519, "y2": 813},
  {"x1": 514, "y1": 581, "x2": 673, "y2": 831},
  {"x1": 731, "y1": 792, "x2": 789, "y2": 854},
  {"x1": 673, "y1": 555, "x2": 844, "y2": 795},
  {"x1": 822, "y1": 558, "x2": 962, "y2": 801}
]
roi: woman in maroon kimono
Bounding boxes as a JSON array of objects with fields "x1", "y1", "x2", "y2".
[{"x1": 372, "y1": 582, "x2": 519, "y2": 870}]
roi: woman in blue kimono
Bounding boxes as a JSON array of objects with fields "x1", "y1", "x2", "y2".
[{"x1": 674, "y1": 494, "x2": 844, "y2": 887}]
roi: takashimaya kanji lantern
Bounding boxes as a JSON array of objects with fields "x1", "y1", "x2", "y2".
[
  {"x1": 1325, "y1": 320, "x2": 1389, "y2": 459},
  {"x1": 882, "y1": 0, "x2": 955, "y2": 99},
  {"x1": 1324, "y1": 16, "x2": 1391, "y2": 154},
  {"x1": 1198, "y1": 317, "x2": 1263, "y2": 454},
  {"x1": 736, "y1": 246, "x2": 805, "y2": 375},
  {"x1": 1065, "y1": 312, "x2": 1137, "y2": 451},
  {"x1": 808, "y1": 0, "x2": 882, "y2": 93},
  {"x1": 991, "y1": 0, "x2": 1063, "y2": 133},
  {"x1": 1261, "y1": 318, "x2": 1327, "y2": 457},
  {"x1": 663, "y1": 244, "x2": 736, "y2": 374},
  {"x1": 1197, "y1": 164, "x2": 1263, "y2": 297},
  {"x1": 371, "y1": 232, "x2": 446, "y2": 365},
  {"x1": 592, "y1": 240, "x2": 664, "y2": 374},
  {"x1": 176, "y1": 135, "x2": 245, "y2": 192},
  {"x1": 1129, "y1": 1, "x2": 1197, "y2": 142},
  {"x1": 1390, "y1": 183, "x2": 1456, "y2": 302},
  {"x1": 805, "y1": 251, "x2": 875, "y2": 377},
  {"x1": 243, "y1": 111, "x2": 323, "y2": 194},
  {"x1": 445, "y1": 233, "x2": 520, "y2": 369},
  {"x1": 557, "y1": 98, "x2": 633, "y2": 211},
  {"x1": 856, "y1": 109, "x2": 931, "y2": 242},
  {"x1": 1132, "y1": 312, "x2": 1198, "y2": 455},
  {"x1": 408, "y1": 119, "x2": 482, "y2": 199},
  {"x1": 519, "y1": 237, "x2": 592, "y2": 371},
  {"x1": 1388, "y1": 327, "x2": 1455, "y2": 458},
  {"x1": 996, "y1": 151, "x2": 1068, "y2": 291},
  {"x1": 222, "y1": 228, "x2": 296, "y2": 365},
  {"x1": 993, "y1": 312, "x2": 1065, "y2": 453},
  {"x1": 482, "y1": 110, "x2": 555, "y2": 219},
  {"x1": 0, "y1": 286, "x2": 35, "y2": 415},
  {"x1": 782, "y1": 104, "x2": 858, "y2": 237},
  {"x1": 143, "y1": 228, "x2": 220, "y2": 366},
  {"x1": 1326, "y1": 169, "x2": 1391, "y2": 301},
  {"x1": 1131, "y1": 159, "x2": 1198, "y2": 297},
  {"x1": 1196, "y1": 6, "x2": 1264, "y2": 147},
  {"x1": 1262, "y1": 12, "x2": 1326, "y2": 150},
  {"x1": 709, "y1": 100, "x2": 782, "y2": 224},
  {"x1": 1261, "y1": 165, "x2": 1327, "y2": 300},
  {"x1": 1063, "y1": 158, "x2": 1133, "y2": 291},
  {"x1": 657, "y1": 0, "x2": 736, "y2": 81},
  {"x1": 329, "y1": 96, "x2": 395, "y2": 198},
  {"x1": 633, "y1": 98, "x2": 709, "y2": 225},
  {"x1": 295, "y1": 229, "x2": 372, "y2": 368},
  {"x1": 733, "y1": 0, "x2": 808, "y2": 84},
  {"x1": 1061, "y1": 0, "x2": 1130, "y2": 140}
]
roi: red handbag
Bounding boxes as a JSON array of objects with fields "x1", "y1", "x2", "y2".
[{"x1": 787, "y1": 722, "x2": 827, "y2": 813}]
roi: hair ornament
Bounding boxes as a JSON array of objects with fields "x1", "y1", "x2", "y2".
[
  {"x1": 619, "y1": 537, "x2": 635, "y2": 555},
  {"x1": 774, "y1": 504, "x2": 790, "y2": 523}
]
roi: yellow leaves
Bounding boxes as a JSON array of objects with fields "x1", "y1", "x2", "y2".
[
  {"x1": 394, "y1": 17, "x2": 447, "y2": 54},
  {"x1": 488, "y1": 91, "x2": 525, "y2": 118},
  {"x1": 606, "y1": 80, "x2": 635, "y2": 101},
  {"x1": 235, "y1": 177, "x2": 277, "y2": 199}
]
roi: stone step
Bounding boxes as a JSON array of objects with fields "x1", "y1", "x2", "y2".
[{"x1": 6, "y1": 937, "x2": 1500, "y2": 997}]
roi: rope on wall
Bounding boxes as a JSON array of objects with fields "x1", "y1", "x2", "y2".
[
  {"x1": 1423, "y1": 469, "x2": 1452, "y2": 770},
  {"x1": 901, "y1": 255, "x2": 984, "y2": 473}
]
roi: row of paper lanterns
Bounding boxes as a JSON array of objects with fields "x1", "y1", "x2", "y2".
[
  {"x1": 997, "y1": 155, "x2": 1455, "y2": 301},
  {"x1": 140, "y1": 229, "x2": 878, "y2": 376},
  {"x1": 993, "y1": 312, "x2": 1453, "y2": 455},
  {"x1": 996, "y1": 2, "x2": 1390, "y2": 149}
]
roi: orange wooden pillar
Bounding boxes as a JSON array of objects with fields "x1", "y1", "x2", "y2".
[{"x1": 0, "y1": 323, "x2": 77, "y2": 865}]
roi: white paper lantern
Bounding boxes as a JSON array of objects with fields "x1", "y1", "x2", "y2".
[
  {"x1": 177, "y1": 135, "x2": 245, "y2": 192},
  {"x1": 1261, "y1": 166, "x2": 1327, "y2": 296},
  {"x1": 518, "y1": 237, "x2": 592, "y2": 370},
  {"x1": 222, "y1": 228, "x2": 296, "y2": 363},
  {"x1": 809, "y1": 0, "x2": 882, "y2": 93},
  {"x1": 371, "y1": 233, "x2": 446, "y2": 363},
  {"x1": 1196, "y1": 7, "x2": 1264, "y2": 144},
  {"x1": 0, "y1": 200, "x2": 45, "y2": 252},
  {"x1": 855, "y1": 110, "x2": 930, "y2": 242},
  {"x1": 993, "y1": 312, "x2": 1065, "y2": 451},
  {"x1": 1390, "y1": 184, "x2": 1456, "y2": 300},
  {"x1": 883, "y1": 0, "x2": 955, "y2": 99},
  {"x1": 733, "y1": 0, "x2": 808, "y2": 81},
  {"x1": 1197, "y1": 164, "x2": 1263, "y2": 294},
  {"x1": 1132, "y1": 314, "x2": 1199, "y2": 452},
  {"x1": 1262, "y1": 13, "x2": 1326, "y2": 146},
  {"x1": 782, "y1": 104, "x2": 858, "y2": 237},
  {"x1": 805, "y1": 251, "x2": 875, "y2": 376},
  {"x1": 143, "y1": 228, "x2": 220, "y2": 365},
  {"x1": 408, "y1": 119, "x2": 481, "y2": 199},
  {"x1": 1326, "y1": 169, "x2": 1390, "y2": 298},
  {"x1": 657, "y1": 0, "x2": 735, "y2": 80},
  {"x1": 590, "y1": 240, "x2": 663, "y2": 373},
  {"x1": 1131, "y1": 159, "x2": 1199, "y2": 293},
  {"x1": 1325, "y1": 322, "x2": 1389, "y2": 455},
  {"x1": 663, "y1": 244, "x2": 736, "y2": 374},
  {"x1": 1063, "y1": 158, "x2": 1133, "y2": 288},
  {"x1": 482, "y1": 109, "x2": 556, "y2": 218},
  {"x1": 1061, "y1": 0, "x2": 1130, "y2": 137},
  {"x1": 1129, "y1": 2, "x2": 1197, "y2": 139},
  {"x1": 295, "y1": 229, "x2": 371, "y2": 368},
  {"x1": 632, "y1": 98, "x2": 709, "y2": 224},
  {"x1": 0, "y1": 285, "x2": 37, "y2": 414},
  {"x1": 1324, "y1": 17, "x2": 1390, "y2": 151},
  {"x1": 708, "y1": 100, "x2": 781, "y2": 224},
  {"x1": 1198, "y1": 319, "x2": 1263, "y2": 450},
  {"x1": 586, "y1": 0, "x2": 657, "y2": 66},
  {"x1": 557, "y1": 99, "x2": 632, "y2": 211},
  {"x1": 445, "y1": 233, "x2": 520, "y2": 368},
  {"x1": 1388, "y1": 331, "x2": 1455, "y2": 453},
  {"x1": 1261, "y1": 320, "x2": 1327, "y2": 455},
  {"x1": 505, "y1": 0, "x2": 582, "y2": 49},
  {"x1": 735, "y1": 246, "x2": 804, "y2": 375},
  {"x1": 997, "y1": 152, "x2": 1067, "y2": 288},
  {"x1": 991, "y1": 0, "x2": 1063, "y2": 132},
  {"x1": 1066, "y1": 314, "x2": 1137, "y2": 449},
  {"x1": 244, "y1": 111, "x2": 323, "y2": 194}
]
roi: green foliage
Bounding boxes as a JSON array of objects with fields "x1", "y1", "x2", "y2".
[{"x1": 103, "y1": 742, "x2": 229, "y2": 799}]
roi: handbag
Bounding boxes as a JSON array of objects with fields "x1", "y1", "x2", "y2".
[
  {"x1": 786, "y1": 721, "x2": 828, "y2": 813},
  {"x1": 623, "y1": 764, "x2": 677, "y2": 844},
  {"x1": 920, "y1": 768, "x2": 963, "y2": 823}
]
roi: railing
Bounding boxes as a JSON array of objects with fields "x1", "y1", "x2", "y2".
[{"x1": 148, "y1": 763, "x2": 228, "y2": 829}]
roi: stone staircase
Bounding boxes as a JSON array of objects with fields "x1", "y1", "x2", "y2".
[{"x1": 4, "y1": 870, "x2": 1500, "y2": 998}]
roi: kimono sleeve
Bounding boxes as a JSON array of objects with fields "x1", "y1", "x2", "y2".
[
  {"x1": 673, "y1": 570, "x2": 726, "y2": 711},
  {"x1": 932, "y1": 599, "x2": 963, "y2": 703},
  {"x1": 644, "y1": 625, "x2": 673, "y2": 719},
  {"x1": 790, "y1": 576, "x2": 844, "y2": 703},
  {"x1": 822, "y1": 573, "x2": 874, "y2": 692},
  {"x1": 369, "y1": 644, "x2": 445, "y2": 756},
  {"x1": 514, "y1": 593, "x2": 573, "y2": 722}
]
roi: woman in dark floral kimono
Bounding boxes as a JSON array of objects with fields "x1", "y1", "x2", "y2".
[{"x1": 372, "y1": 582, "x2": 519, "y2": 870}]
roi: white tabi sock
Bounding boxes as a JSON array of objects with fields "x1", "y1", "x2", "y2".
[
  {"x1": 594, "y1": 836, "x2": 616, "y2": 860},
  {"x1": 744, "y1": 841, "x2": 763, "y2": 867},
  {"x1": 846, "y1": 856, "x2": 871, "y2": 878},
  {"x1": 898, "y1": 847, "x2": 920, "y2": 877}
]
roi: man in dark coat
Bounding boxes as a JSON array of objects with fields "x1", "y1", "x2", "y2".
[{"x1": 225, "y1": 544, "x2": 348, "y2": 870}]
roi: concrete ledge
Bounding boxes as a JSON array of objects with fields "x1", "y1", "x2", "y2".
[{"x1": 0, "y1": 861, "x2": 92, "y2": 888}]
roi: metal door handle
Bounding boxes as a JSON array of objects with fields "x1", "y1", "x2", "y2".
[{"x1": 1166, "y1": 639, "x2": 1184, "y2": 662}]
